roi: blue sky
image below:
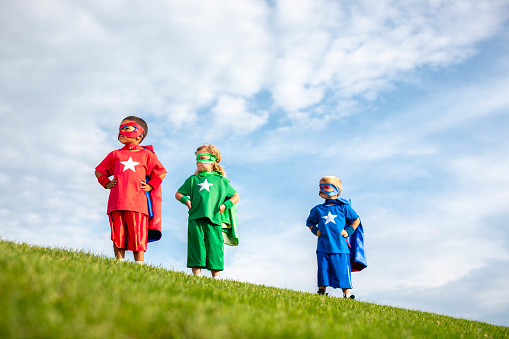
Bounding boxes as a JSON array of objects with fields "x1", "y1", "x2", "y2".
[{"x1": 1, "y1": 0, "x2": 509, "y2": 327}]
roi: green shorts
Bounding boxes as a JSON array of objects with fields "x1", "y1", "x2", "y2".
[{"x1": 187, "y1": 218, "x2": 224, "y2": 271}]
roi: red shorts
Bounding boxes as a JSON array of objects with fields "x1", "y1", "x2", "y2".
[{"x1": 108, "y1": 211, "x2": 149, "y2": 251}]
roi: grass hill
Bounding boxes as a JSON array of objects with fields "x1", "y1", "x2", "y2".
[{"x1": 1, "y1": 239, "x2": 507, "y2": 338}]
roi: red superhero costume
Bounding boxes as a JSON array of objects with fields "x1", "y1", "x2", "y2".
[{"x1": 96, "y1": 144, "x2": 166, "y2": 248}]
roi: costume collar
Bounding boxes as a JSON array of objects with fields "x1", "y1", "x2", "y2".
[
  {"x1": 198, "y1": 171, "x2": 222, "y2": 177},
  {"x1": 323, "y1": 198, "x2": 351, "y2": 206},
  {"x1": 121, "y1": 143, "x2": 143, "y2": 151}
]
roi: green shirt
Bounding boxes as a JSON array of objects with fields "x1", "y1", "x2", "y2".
[{"x1": 178, "y1": 173, "x2": 237, "y2": 226}]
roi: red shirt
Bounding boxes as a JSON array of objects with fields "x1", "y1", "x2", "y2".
[{"x1": 96, "y1": 148, "x2": 166, "y2": 215}]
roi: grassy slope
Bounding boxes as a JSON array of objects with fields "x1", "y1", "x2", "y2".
[{"x1": 0, "y1": 239, "x2": 507, "y2": 339}]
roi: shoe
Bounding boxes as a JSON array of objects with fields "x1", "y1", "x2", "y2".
[
  {"x1": 343, "y1": 294, "x2": 355, "y2": 300},
  {"x1": 317, "y1": 290, "x2": 328, "y2": 296}
]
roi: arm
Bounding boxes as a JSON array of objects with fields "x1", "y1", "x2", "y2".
[
  {"x1": 219, "y1": 193, "x2": 239, "y2": 214},
  {"x1": 141, "y1": 173, "x2": 166, "y2": 192},
  {"x1": 175, "y1": 190, "x2": 192, "y2": 210},
  {"x1": 341, "y1": 218, "x2": 360, "y2": 238},
  {"x1": 308, "y1": 225, "x2": 322, "y2": 237},
  {"x1": 306, "y1": 208, "x2": 321, "y2": 236},
  {"x1": 95, "y1": 170, "x2": 117, "y2": 190},
  {"x1": 142, "y1": 155, "x2": 167, "y2": 192}
]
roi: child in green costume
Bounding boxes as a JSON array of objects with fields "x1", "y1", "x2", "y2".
[{"x1": 175, "y1": 144, "x2": 239, "y2": 279}]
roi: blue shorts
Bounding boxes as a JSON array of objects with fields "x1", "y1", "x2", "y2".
[{"x1": 317, "y1": 252, "x2": 352, "y2": 289}]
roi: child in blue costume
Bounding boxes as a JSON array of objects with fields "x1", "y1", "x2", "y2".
[{"x1": 306, "y1": 176, "x2": 362, "y2": 299}]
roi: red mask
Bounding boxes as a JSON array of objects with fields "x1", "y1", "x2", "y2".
[{"x1": 118, "y1": 122, "x2": 145, "y2": 139}]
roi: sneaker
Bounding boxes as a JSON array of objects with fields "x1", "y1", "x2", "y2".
[
  {"x1": 343, "y1": 294, "x2": 355, "y2": 300},
  {"x1": 317, "y1": 290, "x2": 328, "y2": 296}
]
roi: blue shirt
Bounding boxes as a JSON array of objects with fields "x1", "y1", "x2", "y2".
[{"x1": 306, "y1": 199, "x2": 359, "y2": 254}]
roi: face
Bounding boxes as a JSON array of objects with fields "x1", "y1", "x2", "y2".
[
  {"x1": 319, "y1": 182, "x2": 338, "y2": 199},
  {"x1": 196, "y1": 152, "x2": 214, "y2": 172},
  {"x1": 118, "y1": 119, "x2": 143, "y2": 145}
]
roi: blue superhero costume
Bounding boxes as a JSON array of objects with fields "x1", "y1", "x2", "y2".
[{"x1": 306, "y1": 198, "x2": 367, "y2": 272}]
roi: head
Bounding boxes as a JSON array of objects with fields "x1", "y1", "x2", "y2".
[
  {"x1": 319, "y1": 176, "x2": 342, "y2": 199},
  {"x1": 194, "y1": 144, "x2": 226, "y2": 176},
  {"x1": 118, "y1": 116, "x2": 148, "y2": 145}
]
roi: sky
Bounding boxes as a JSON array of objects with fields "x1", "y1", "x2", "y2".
[{"x1": 1, "y1": 0, "x2": 509, "y2": 327}]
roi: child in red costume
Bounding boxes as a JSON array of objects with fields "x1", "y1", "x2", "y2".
[{"x1": 95, "y1": 116, "x2": 166, "y2": 264}]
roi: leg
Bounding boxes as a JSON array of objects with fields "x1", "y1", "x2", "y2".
[
  {"x1": 133, "y1": 251, "x2": 144, "y2": 262},
  {"x1": 126, "y1": 212, "x2": 149, "y2": 262},
  {"x1": 316, "y1": 251, "x2": 330, "y2": 293},
  {"x1": 109, "y1": 211, "x2": 128, "y2": 259},
  {"x1": 332, "y1": 254, "x2": 354, "y2": 299},
  {"x1": 113, "y1": 245, "x2": 125, "y2": 259},
  {"x1": 187, "y1": 219, "x2": 206, "y2": 273},
  {"x1": 203, "y1": 223, "x2": 224, "y2": 274}
]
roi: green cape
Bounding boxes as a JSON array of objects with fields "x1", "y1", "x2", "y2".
[{"x1": 221, "y1": 204, "x2": 238, "y2": 246}]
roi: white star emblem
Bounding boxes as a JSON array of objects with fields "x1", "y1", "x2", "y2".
[
  {"x1": 322, "y1": 211, "x2": 337, "y2": 224},
  {"x1": 198, "y1": 179, "x2": 213, "y2": 192},
  {"x1": 120, "y1": 157, "x2": 140, "y2": 172}
]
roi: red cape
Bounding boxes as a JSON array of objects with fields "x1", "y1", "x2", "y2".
[{"x1": 143, "y1": 145, "x2": 163, "y2": 242}]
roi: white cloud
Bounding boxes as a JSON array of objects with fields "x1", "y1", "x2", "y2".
[
  {"x1": 268, "y1": 0, "x2": 509, "y2": 112},
  {"x1": 1, "y1": 0, "x2": 273, "y2": 125},
  {"x1": 2, "y1": 0, "x2": 508, "y2": 127},
  {"x1": 211, "y1": 95, "x2": 269, "y2": 135}
]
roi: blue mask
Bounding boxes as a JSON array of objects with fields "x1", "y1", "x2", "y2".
[{"x1": 319, "y1": 183, "x2": 340, "y2": 197}]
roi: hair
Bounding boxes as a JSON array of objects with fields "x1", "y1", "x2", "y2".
[
  {"x1": 122, "y1": 116, "x2": 148, "y2": 141},
  {"x1": 194, "y1": 144, "x2": 227, "y2": 177},
  {"x1": 319, "y1": 176, "x2": 342, "y2": 195}
]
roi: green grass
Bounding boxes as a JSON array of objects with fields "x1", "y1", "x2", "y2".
[{"x1": 0, "y1": 239, "x2": 507, "y2": 338}]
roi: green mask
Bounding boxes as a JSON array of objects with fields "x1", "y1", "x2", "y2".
[{"x1": 196, "y1": 153, "x2": 217, "y2": 164}]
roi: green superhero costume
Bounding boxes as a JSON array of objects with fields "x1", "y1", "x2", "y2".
[{"x1": 178, "y1": 171, "x2": 237, "y2": 270}]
